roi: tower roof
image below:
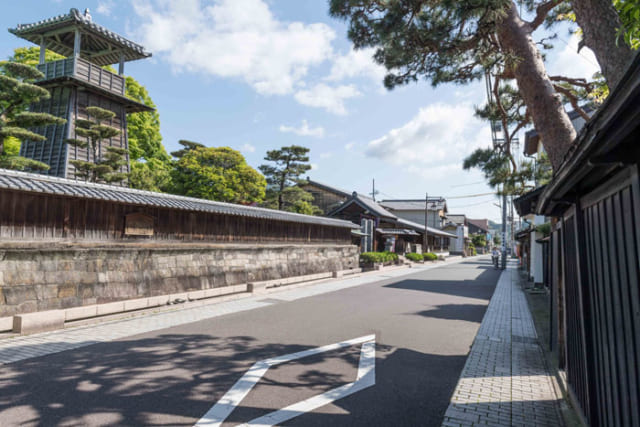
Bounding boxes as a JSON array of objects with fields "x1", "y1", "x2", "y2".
[{"x1": 9, "y1": 8, "x2": 151, "y2": 66}]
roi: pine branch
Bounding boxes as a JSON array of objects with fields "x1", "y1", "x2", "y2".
[
  {"x1": 552, "y1": 84, "x2": 591, "y2": 121},
  {"x1": 549, "y1": 75, "x2": 593, "y2": 90},
  {"x1": 528, "y1": 0, "x2": 564, "y2": 31}
]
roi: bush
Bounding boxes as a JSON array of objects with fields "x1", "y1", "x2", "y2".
[
  {"x1": 405, "y1": 252, "x2": 423, "y2": 262},
  {"x1": 424, "y1": 252, "x2": 438, "y2": 261},
  {"x1": 360, "y1": 251, "x2": 398, "y2": 264}
]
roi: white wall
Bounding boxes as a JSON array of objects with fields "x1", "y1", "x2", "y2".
[{"x1": 530, "y1": 215, "x2": 545, "y2": 284}]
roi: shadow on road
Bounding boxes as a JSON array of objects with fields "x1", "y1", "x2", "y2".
[
  {"x1": 0, "y1": 334, "x2": 469, "y2": 426},
  {"x1": 413, "y1": 303, "x2": 490, "y2": 322}
]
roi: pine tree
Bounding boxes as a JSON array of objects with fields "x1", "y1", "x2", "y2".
[
  {"x1": 0, "y1": 61, "x2": 66, "y2": 171},
  {"x1": 330, "y1": 0, "x2": 578, "y2": 170},
  {"x1": 66, "y1": 106, "x2": 127, "y2": 183},
  {"x1": 258, "y1": 145, "x2": 320, "y2": 214}
]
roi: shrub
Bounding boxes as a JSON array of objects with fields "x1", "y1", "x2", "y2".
[
  {"x1": 360, "y1": 251, "x2": 398, "y2": 264},
  {"x1": 405, "y1": 252, "x2": 423, "y2": 262},
  {"x1": 424, "y1": 252, "x2": 438, "y2": 261}
]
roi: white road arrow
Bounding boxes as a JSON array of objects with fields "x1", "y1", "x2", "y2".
[{"x1": 195, "y1": 334, "x2": 376, "y2": 427}]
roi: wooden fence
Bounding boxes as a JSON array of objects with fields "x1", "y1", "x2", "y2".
[{"x1": 0, "y1": 189, "x2": 353, "y2": 245}]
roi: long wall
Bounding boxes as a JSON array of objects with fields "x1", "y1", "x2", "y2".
[{"x1": 0, "y1": 242, "x2": 359, "y2": 317}]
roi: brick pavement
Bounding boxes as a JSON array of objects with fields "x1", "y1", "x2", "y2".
[{"x1": 441, "y1": 261, "x2": 563, "y2": 427}]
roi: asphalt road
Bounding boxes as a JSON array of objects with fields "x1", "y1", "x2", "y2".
[{"x1": 0, "y1": 258, "x2": 500, "y2": 426}]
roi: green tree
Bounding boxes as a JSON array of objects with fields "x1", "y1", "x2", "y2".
[
  {"x1": 330, "y1": 0, "x2": 582, "y2": 170},
  {"x1": 258, "y1": 145, "x2": 319, "y2": 213},
  {"x1": 129, "y1": 158, "x2": 172, "y2": 192},
  {"x1": 171, "y1": 145, "x2": 265, "y2": 203},
  {"x1": 66, "y1": 106, "x2": 127, "y2": 183},
  {"x1": 0, "y1": 61, "x2": 65, "y2": 171},
  {"x1": 171, "y1": 139, "x2": 205, "y2": 159},
  {"x1": 471, "y1": 233, "x2": 488, "y2": 248}
]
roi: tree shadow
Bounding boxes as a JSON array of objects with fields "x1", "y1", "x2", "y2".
[
  {"x1": 0, "y1": 335, "x2": 471, "y2": 426},
  {"x1": 412, "y1": 303, "x2": 489, "y2": 322}
]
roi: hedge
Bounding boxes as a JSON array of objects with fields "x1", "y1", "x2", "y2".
[
  {"x1": 360, "y1": 251, "x2": 398, "y2": 264},
  {"x1": 424, "y1": 252, "x2": 438, "y2": 261},
  {"x1": 405, "y1": 252, "x2": 423, "y2": 262}
]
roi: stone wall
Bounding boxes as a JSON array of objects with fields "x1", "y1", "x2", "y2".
[{"x1": 0, "y1": 243, "x2": 359, "y2": 317}]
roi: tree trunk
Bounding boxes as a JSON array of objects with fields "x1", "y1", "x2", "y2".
[
  {"x1": 496, "y1": 2, "x2": 576, "y2": 171},
  {"x1": 571, "y1": 0, "x2": 635, "y2": 90}
]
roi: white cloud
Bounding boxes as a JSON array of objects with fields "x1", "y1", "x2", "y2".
[
  {"x1": 319, "y1": 152, "x2": 333, "y2": 159},
  {"x1": 96, "y1": 0, "x2": 114, "y2": 16},
  {"x1": 310, "y1": 163, "x2": 319, "y2": 170},
  {"x1": 344, "y1": 142, "x2": 356, "y2": 151},
  {"x1": 547, "y1": 34, "x2": 600, "y2": 81},
  {"x1": 132, "y1": 0, "x2": 335, "y2": 95},
  {"x1": 365, "y1": 103, "x2": 490, "y2": 172},
  {"x1": 279, "y1": 119, "x2": 325, "y2": 138},
  {"x1": 241, "y1": 143, "x2": 255, "y2": 153},
  {"x1": 294, "y1": 84, "x2": 361, "y2": 115},
  {"x1": 327, "y1": 47, "x2": 386, "y2": 84}
]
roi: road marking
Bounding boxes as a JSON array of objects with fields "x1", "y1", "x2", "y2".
[{"x1": 195, "y1": 335, "x2": 376, "y2": 427}]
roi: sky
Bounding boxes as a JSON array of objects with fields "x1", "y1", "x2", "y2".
[{"x1": 1, "y1": 0, "x2": 601, "y2": 222}]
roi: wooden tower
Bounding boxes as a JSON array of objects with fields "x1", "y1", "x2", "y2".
[{"x1": 9, "y1": 8, "x2": 153, "y2": 179}]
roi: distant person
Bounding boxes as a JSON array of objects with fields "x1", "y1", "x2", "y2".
[{"x1": 492, "y1": 247, "x2": 499, "y2": 269}]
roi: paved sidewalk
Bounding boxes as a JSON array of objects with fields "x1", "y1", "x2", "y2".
[
  {"x1": 0, "y1": 258, "x2": 464, "y2": 365},
  {"x1": 442, "y1": 261, "x2": 563, "y2": 427}
]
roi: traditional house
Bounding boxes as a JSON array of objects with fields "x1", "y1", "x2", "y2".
[
  {"x1": 327, "y1": 192, "x2": 455, "y2": 253},
  {"x1": 513, "y1": 186, "x2": 547, "y2": 287},
  {"x1": 443, "y1": 214, "x2": 469, "y2": 255},
  {"x1": 299, "y1": 178, "x2": 351, "y2": 214},
  {"x1": 379, "y1": 198, "x2": 447, "y2": 229},
  {"x1": 535, "y1": 52, "x2": 640, "y2": 426}
]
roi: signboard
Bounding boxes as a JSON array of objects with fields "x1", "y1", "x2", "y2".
[{"x1": 124, "y1": 212, "x2": 154, "y2": 236}]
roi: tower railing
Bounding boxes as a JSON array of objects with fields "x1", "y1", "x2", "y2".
[{"x1": 36, "y1": 57, "x2": 125, "y2": 96}]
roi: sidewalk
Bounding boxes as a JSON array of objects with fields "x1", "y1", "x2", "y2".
[
  {"x1": 442, "y1": 261, "x2": 564, "y2": 427},
  {"x1": 0, "y1": 257, "x2": 471, "y2": 365}
]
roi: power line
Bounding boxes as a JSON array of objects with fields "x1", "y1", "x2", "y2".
[
  {"x1": 448, "y1": 197, "x2": 497, "y2": 209},
  {"x1": 450, "y1": 181, "x2": 486, "y2": 188}
]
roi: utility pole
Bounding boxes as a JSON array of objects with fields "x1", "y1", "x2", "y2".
[
  {"x1": 370, "y1": 179, "x2": 379, "y2": 201},
  {"x1": 424, "y1": 192, "x2": 429, "y2": 253}
]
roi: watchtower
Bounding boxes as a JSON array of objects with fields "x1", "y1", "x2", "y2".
[{"x1": 9, "y1": 8, "x2": 153, "y2": 179}]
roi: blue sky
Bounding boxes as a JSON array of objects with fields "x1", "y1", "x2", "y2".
[{"x1": 2, "y1": 1, "x2": 600, "y2": 222}]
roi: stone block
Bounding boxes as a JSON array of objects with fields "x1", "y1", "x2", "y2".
[
  {"x1": 332, "y1": 271, "x2": 343, "y2": 278},
  {"x1": 13, "y1": 309, "x2": 65, "y2": 334},
  {"x1": 96, "y1": 301, "x2": 125, "y2": 316},
  {"x1": 65, "y1": 305, "x2": 98, "y2": 321},
  {"x1": 4, "y1": 286, "x2": 37, "y2": 306},
  {"x1": 248, "y1": 282, "x2": 268, "y2": 295},
  {"x1": 123, "y1": 298, "x2": 148, "y2": 312},
  {"x1": 188, "y1": 290, "x2": 206, "y2": 300},
  {"x1": 0, "y1": 316, "x2": 13, "y2": 332},
  {"x1": 147, "y1": 295, "x2": 170, "y2": 307},
  {"x1": 57, "y1": 284, "x2": 77, "y2": 299}
]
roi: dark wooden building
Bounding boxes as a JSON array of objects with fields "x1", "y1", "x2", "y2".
[
  {"x1": 299, "y1": 178, "x2": 351, "y2": 214},
  {"x1": 536, "y1": 52, "x2": 640, "y2": 427},
  {"x1": 9, "y1": 8, "x2": 152, "y2": 179}
]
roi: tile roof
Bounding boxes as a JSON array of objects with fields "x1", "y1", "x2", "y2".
[
  {"x1": 328, "y1": 192, "x2": 397, "y2": 220},
  {"x1": 380, "y1": 198, "x2": 446, "y2": 211},
  {"x1": 0, "y1": 169, "x2": 358, "y2": 229},
  {"x1": 376, "y1": 228, "x2": 420, "y2": 236},
  {"x1": 466, "y1": 218, "x2": 490, "y2": 233},
  {"x1": 302, "y1": 179, "x2": 351, "y2": 198},
  {"x1": 396, "y1": 218, "x2": 457, "y2": 238},
  {"x1": 10, "y1": 8, "x2": 151, "y2": 65}
]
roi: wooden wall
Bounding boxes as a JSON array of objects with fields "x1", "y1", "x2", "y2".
[
  {"x1": 554, "y1": 166, "x2": 640, "y2": 427},
  {"x1": 0, "y1": 189, "x2": 352, "y2": 245}
]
